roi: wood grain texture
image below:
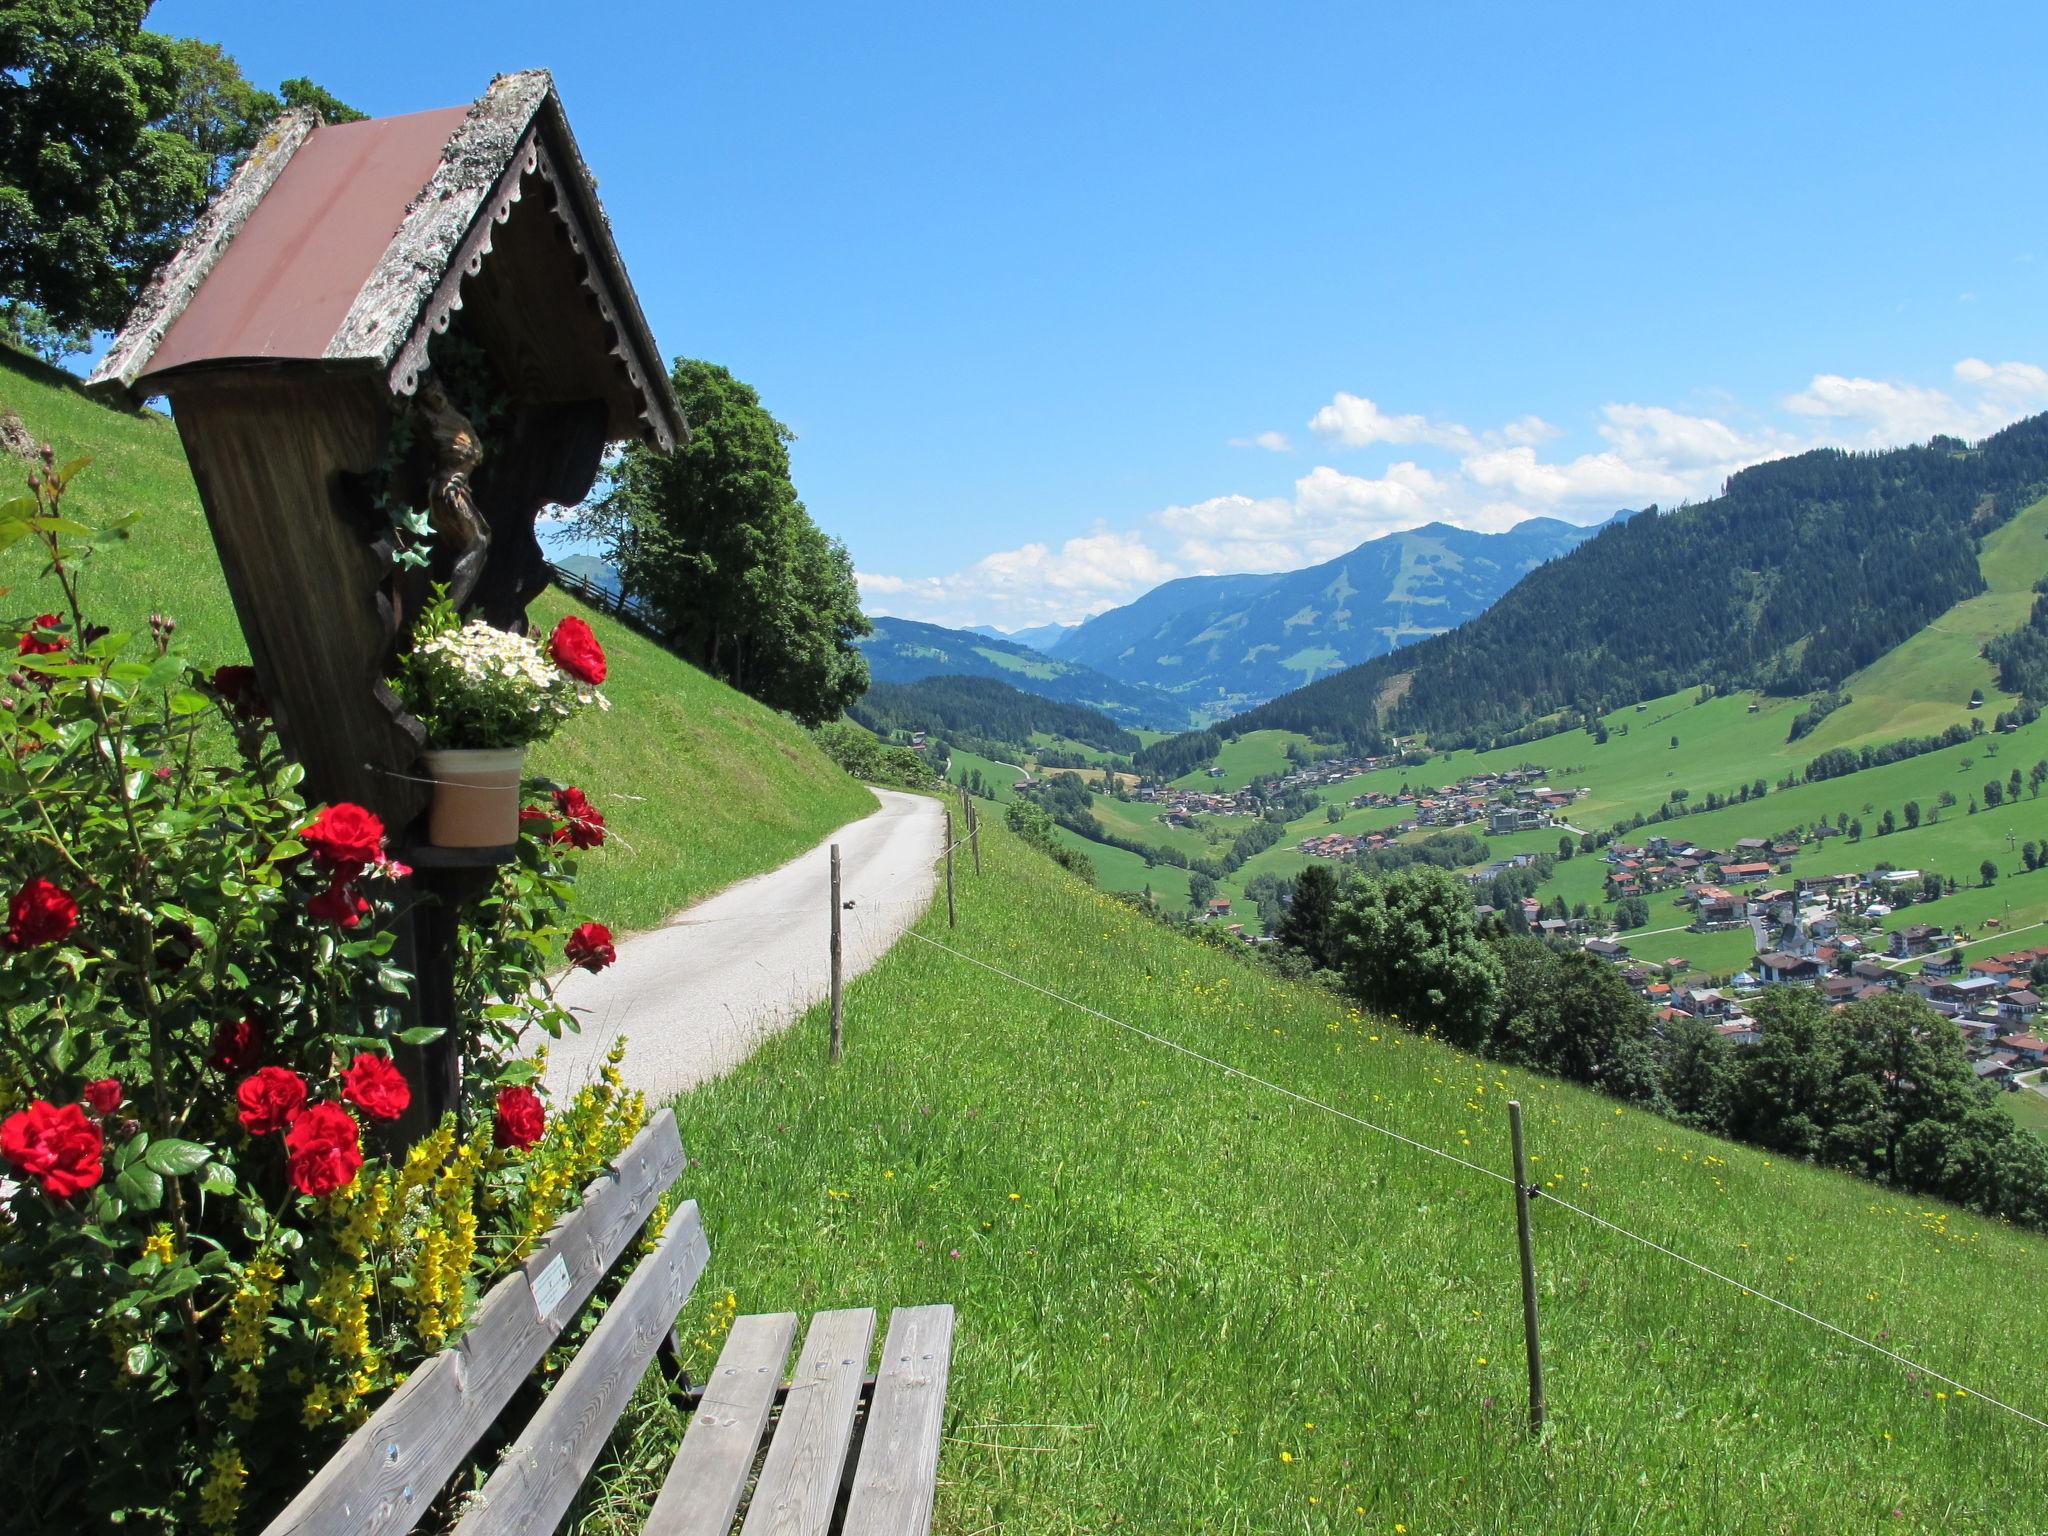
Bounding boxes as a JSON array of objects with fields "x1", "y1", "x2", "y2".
[
  {"x1": 840, "y1": 1307, "x2": 956, "y2": 1536},
  {"x1": 738, "y1": 1309, "x2": 877, "y2": 1536},
  {"x1": 452, "y1": 1202, "x2": 709, "y2": 1536},
  {"x1": 259, "y1": 1109, "x2": 684, "y2": 1536},
  {"x1": 643, "y1": 1313, "x2": 799, "y2": 1536}
]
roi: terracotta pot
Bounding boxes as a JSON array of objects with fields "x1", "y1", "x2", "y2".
[{"x1": 421, "y1": 747, "x2": 525, "y2": 848}]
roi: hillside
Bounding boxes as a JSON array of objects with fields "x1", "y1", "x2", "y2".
[
  {"x1": 1220, "y1": 419, "x2": 2048, "y2": 750},
  {"x1": 858, "y1": 614, "x2": 1192, "y2": 730},
  {"x1": 848, "y1": 674, "x2": 1140, "y2": 755},
  {"x1": 583, "y1": 814, "x2": 2046, "y2": 1533},
  {"x1": 1052, "y1": 515, "x2": 1604, "y2": 715},
  {"x1": 0, "y1": 346, "x2": 874, "y2": 933}
]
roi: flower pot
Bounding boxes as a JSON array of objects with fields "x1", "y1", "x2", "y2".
[{"x1": 421, "y1": 747, "x2": 525, "y2": 848}]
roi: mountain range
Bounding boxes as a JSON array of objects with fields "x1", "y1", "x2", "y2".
[
  {"x1": 1216, "y1": 416, "x2": 2048, "y2": 751},
  {"x1": 855, "y1": 616, "x2": 1192, "y2": 730},
  {"x1": 1039, "y1": 515, "x2": 1609, "y2": 718}
]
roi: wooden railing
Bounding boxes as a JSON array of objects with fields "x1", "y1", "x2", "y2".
[{"x1": 546, "y1": 562, "x2": 667, "y2": 644}]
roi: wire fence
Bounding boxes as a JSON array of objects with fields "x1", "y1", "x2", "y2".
[{"x1": 888, "y1": 850, "x2": 2048, "y2": 1436}]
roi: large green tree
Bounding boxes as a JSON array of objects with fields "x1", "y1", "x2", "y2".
[
  {"x1": 1330, "y1": 864, "x2": 1504, "y2": 1047},
  {"x1": 588, "y1": 358, "x2": 871, "y2": 726},
  {"x1": 0, "y1": 5, "x2": 361, "y2": 354}
]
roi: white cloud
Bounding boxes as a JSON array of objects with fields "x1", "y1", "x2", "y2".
[
  {"x1": 1308, "y1": 392, "x2": 1475, "y2": 451},
  {"x1": 1229, "y1": 429, "x2": 1294, "y2": 452},
  {"x1": 865, "y1": 356, "x2": 2048, "y2": 628}
]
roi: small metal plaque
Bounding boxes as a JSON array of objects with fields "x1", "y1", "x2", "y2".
[{"x1": 529, "y1": 1253, "x2": 571, "y2": 1322}]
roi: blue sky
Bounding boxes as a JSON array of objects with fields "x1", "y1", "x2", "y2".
[{"x1": 162, "y1": 1, "x2": 2048, "y2": 630}]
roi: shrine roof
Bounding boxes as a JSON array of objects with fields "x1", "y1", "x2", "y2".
[{"x1": 89, "y1": 71, "x2": 683, "y2": 448}]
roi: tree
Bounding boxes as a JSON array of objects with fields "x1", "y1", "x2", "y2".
[
  {"x1": 1984, "y1": 779, "x2": 2004, "y2": 809},
  {"x1": 1727, "y1": 988, "x2": 1843, "y2": 1158},
  {"x1": 1849, "y1": 816, "x2": 1863, "y2": 841},
  {"x1": 0, "y1": 10, "x2": 359, "y2": 344},
  {"x1": 1903, "y1": 800, "x2": 1921, "y2": 829},
  {"x1": 1557, "y1": 834, "x2": 1574, "y2": 860},
  {"x1": 1655, "y1": 1015, "x2": 1736, "y2": 1130},
  {"x1": 1187, "y1": 869, "x2": 1217, "y2": 910},
  {"x1": 1330, "y1": 865, "x2": 1504, "y2": 1048},
  {"x1": 1326, "y1": 804, "x2": 1343, "y2": 824},
  {"x1": 1879, "y1": 808, "x2": 1895, "y2": 836},
  {"x1": 1488, "y1": 937, "x2": 1665, "y2": 1105},
  {"x1": 1275, "y1": 863, "x2": 1343, "y2": 972},
  {"x1": 588, "y1": 359, "x2": 871, "y2": 725},
  {"x1": 1981, "y1": 859, "x2": 1998, "y2": 887},
  {"x1": 1614, "y1": 894, "x2": 1650, "y2": 929}
]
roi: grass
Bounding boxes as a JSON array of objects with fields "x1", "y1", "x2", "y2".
[
  {"x1": 0, "y1": 346, "x2": 874, "y2": 934},
  {"x1": 2000, "y1": 1081, "x2": 2048, "y2": 1140},
  {"x1": 575, "y1": 817, "x2": 2048, "y2": 1534},
  {"x1": 1170, "y1": 728, "x2": 1320, "y2": 790}
]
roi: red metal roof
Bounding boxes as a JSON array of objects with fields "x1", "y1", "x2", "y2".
[{"x1": 144, "y1": 108, "x2": 469, "y2": 378}]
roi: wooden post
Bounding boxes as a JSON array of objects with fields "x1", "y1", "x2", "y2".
[
  {"x1": 965, "y1": 789, "x2": 981, "y2": 875},
  {"x1": 944, "y1": 808, "x2": 957, "y2": 928},
  {"x1": 829, "y1": 843, "x2": 843, "y2": 1064},
  {"x1": 1508, "y1": 1099, "x2": 1547, "y2": 1436}
]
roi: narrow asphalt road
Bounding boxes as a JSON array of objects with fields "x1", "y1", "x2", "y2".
[{"x1": 541, "y1": 788, "x2": 944, "y2": 1102}]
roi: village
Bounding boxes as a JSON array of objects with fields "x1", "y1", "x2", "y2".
[
  {"x1": 1581, "y1": 832, "x2": 2047, "y2": 1094},
  {"x1": 1293, "y1": 764, "x2": 1589, "y2": 859}
]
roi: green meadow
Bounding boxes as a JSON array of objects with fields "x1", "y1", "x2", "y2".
[{"x1": 578, "y1": 815, "x2": 2048, "y2": 1534}]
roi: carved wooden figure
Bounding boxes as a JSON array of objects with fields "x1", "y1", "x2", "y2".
[{"x1": 89, "y1": 71, "x2": 685, "y2": 1137}]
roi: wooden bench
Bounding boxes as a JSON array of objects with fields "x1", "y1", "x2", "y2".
[{"x1": 262, "y1": 1109, "x2": 955, "y2": 1536}]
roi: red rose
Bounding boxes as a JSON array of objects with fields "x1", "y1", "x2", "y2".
[
  {"x1": 209, "y1": 1017, "x2": 264, "y2": 1073},
  {"x1": 16, "y1": 614, "x2": 66, "y2": 657},
  {"x1": 82, "y1": 1078, "x2": 122, "y2": 1115},
  {"x1": 211, "y1": 664, "x2": 271, "y2": 720},
  {"x1": 5, "y1": 876, "x2": 77, "y2": 950},
  {"x1": 565, "y1": 921, "x2": 616, "y2": 972},
  {"x1": 519, "y1": 805, "x2": 553, "y2": 837},
  {"x1": 284, "y1": 1101, "x2": 362, "y2": 1197},
  {"x1": 1, "y1": 1099, "x2": 104, "y2": 1198},
  {"x1": 307, "y1": 875, "x2": 370, "y2": 929},
  {"x1": 548, "y1": 615, "x2": 607, "y2": 686},
  {"x1": 341, "y1": 1051, "x2": 410, "y2": 1121},
  {"x1": 301, "y1": 803, "x2": 385, "y2": 877},
  {"x1": 236, "y1": 1066, "x2": 307, "y2": 1136},
  {"x1": 492, "y1": 1084, "x2": 547, "y2": 1150},
  {"x1": 551, "y1": 786, "x2": 606, "y2": 849}
]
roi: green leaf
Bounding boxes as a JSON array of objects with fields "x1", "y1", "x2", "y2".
[
  {"x1": 124, "y1": 1343, "x2": 155, "y2": 1376},
  {"x1": 116, "y1": 1164, "x2": 164, "y2": 1211},
  {"x1": 495, "y1": 1060, "x2": 537, "y2": 1085},
  {"x1": 396, "y1": 1025, "x2": 445, "y2": 1045},
  {"x1": 120, "y1": 1131, "x2": 150, "y2": 1168},
  {"x1": 143, "y1": 1139, "x2": 211, "y2": 1177},
  {"x1": 53, "y1": 455, "x2": 93, "y2": 486}
]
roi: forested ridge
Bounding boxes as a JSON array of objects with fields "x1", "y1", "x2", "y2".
[
  {"x1": 1215, "y1": 415, "x2": 2048, "y2": 750},
  {"x1": 848, "y1": 674, "x2": 1140, "y2": 753}
]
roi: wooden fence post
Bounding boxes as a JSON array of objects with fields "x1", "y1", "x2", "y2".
[
  {"x1": 828, "y1": 843, "x2": 843, "y2": 1063},
  {"x1": 944, "y1": 808, "x2": 957, "y2": 928},
  {"x1": 1508, "y1": 1099, "x2": 1546, "y2": 1435},
  {"x1": 963, "y1": 786, "x2": 982, "y2": 875}
]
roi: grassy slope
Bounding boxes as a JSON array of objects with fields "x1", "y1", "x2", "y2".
[
  {"x1": 0, "y1": 348, "x2": 872, "y2": 933},
  {"x1": 585, "y1": 820, "x2": 2046, "y2": 1534}
]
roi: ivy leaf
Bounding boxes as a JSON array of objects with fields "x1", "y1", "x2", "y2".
[
  {"x1": 143, "y1": 1139, "x2": 211, "y2": 1177},
  {"x1": 116, "y1": 1164, "x2": 164, "y2": 1211}
]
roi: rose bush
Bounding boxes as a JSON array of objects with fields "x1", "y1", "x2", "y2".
[{"x1": 0, "y1": 458, "x2": 637, "y2": 1532}]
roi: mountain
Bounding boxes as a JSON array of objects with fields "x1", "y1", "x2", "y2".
[
  {"x1": 1215, "y1": 416, "x2": 2048, "y2": 751},
  {"x1": 964, "y1": 621, "x2": 1077, "y2": 653},
  {"x1": 552, "y1": 553, "x2": 622, "y2": 597},
  {"x1": 848, "y1": 674, "x2": 1140, "y2": 754},
  {"x1": 857, "y1": 616, "x2": 1193, "y2": 730},
  {"x1": 1048, "y1": 516, "x2": 1606, "y2": 717}
]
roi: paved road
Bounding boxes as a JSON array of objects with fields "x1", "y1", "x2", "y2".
[{"x1": 541, "y1": 789, "x2": 944, "y2": 1102}]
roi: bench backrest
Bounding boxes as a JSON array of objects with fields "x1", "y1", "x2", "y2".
[{"x1": 262, "y1": 1108, "x2": 696, "y2": 1536}]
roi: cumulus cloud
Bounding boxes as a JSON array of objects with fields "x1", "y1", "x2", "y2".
[
  {"x1": 1309, "y1": 392, "x2": 1476, "y2": 452},
  {"x1": 862, "y1": 356, "x2": 2048, "y2": 628}
]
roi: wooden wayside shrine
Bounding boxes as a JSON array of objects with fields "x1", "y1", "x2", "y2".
[{"x1": 88, "y1": 71, "x2": 688, "y2": 1135}]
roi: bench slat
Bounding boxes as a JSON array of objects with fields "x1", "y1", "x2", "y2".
[
  {"x1": 643, "y1": 1312, "x2": 799, "y2": 1536},
  {"x1": 737, "y1": 1308, "x2": 876, "y2": 1536},
  {"x1": 453, "y1": 1200, "x2": 710, "y2": 1536},
  {"x1": 260, "y1": 1108, "x2": 686, "y2": 1536},
  {"x1": 839, "y1": 1305, "x2": 955, "y2": 1536}
]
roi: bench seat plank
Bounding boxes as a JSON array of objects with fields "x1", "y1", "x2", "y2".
[
  {"x1": 840, "y1": 1306, "x2": 955, "y2": 1536},
  {"x1": 260, "y1": 1109, "x2": 686, "y2": 1536},
  {"x1": 643, "y1": 1312, "x2": 799, "y2": 1536},
  {"x1": 453, "y1": 1200, "x2": 710, "y2": 1536},
  {"x1": 737, "y1": 1308, "x2": 877, "y2": 1536}
]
